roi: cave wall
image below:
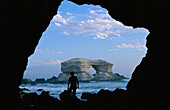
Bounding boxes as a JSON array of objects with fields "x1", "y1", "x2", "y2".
[{"x1": 2, "y1": 0, "x2": 169, "y2": 109}]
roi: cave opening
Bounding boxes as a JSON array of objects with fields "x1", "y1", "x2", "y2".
[{"x1": 21, "y1": 0, "x2": 149, "y2": 99}]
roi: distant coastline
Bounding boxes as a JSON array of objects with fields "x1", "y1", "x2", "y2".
[{"x1": 21, "y1": 73, "x2": 128, "y2": 84}]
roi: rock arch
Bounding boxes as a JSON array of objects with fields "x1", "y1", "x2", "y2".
[
  {"x1": 61, "y1": 58, "x2": 113, "y2": 74},
  {"x1": 57, "y1": 58, "x2": 125, "y2": 82}
]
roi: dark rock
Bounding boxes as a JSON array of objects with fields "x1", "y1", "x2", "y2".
[
  {"x1": 37, "y1": 89, "x2": 43, "y2": 91},
  {"x1": 35, "y1": 78, "x2": 46, "y2": 83},
  {"x1": 59, "y1": 90, "x2": 84, "y2": 110},
  {"x1": 20, "y1": 88, "x2": 30, "y2": 92},
  {"x1": 81, "y1": 92, "x2": 96, "y2": 100},
  {"x1": 59, "y1": 90, "x2": 82, "y2": 104},
  {"x1": 22, "y1": 92, "x2": 39, "y2": 108},
  {"x1": 21, "y1": 78, "x2": 33, "y2": 84},
  {"x1": 21, "y1": 91, "x2": 61, "y2": 110},
  {"x1": 46, "y1": 76, "x2": 58, "y2": 83}
]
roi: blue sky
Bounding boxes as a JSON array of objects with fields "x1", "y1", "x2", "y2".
[{"x1": 24, "y1": 0, "x2": 149, "y2": 80}]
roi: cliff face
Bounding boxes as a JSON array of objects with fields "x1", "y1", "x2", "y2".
[{"x1": 2, "y1": 0, "x2": 169, "y2": 109}]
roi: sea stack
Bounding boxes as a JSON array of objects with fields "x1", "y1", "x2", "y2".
[{"x1": 57, "y1": 58, "x2": 127, "y2": 82}]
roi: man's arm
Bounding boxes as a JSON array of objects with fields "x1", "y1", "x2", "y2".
[
  {"x1": 68, "y1": 78, "x2": 70, "y2": 89},
  {"x1": 76, "y1": 77, "x2": 79, "y2": 88}
]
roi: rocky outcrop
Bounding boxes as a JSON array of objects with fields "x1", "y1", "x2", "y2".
[
  {"x1": 93, "y1": 72, "x2": 127, "y2": 81},
  {"x1": 21, "y1": 78, "x2": 33, "y2": 84},
  {"x1": 46, "y1": 76, "x2": 58, "y2": 83},
  {"x1": 58, "y1": 58, "x2": 127, "y2": 82},
  {"x1": 35, "y1": 78, "x2": 46, "y2": 83}
]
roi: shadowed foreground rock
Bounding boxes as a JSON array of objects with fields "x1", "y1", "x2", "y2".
[
  {"x1": 21, "y1": 91, "x2": 62, "y2": 110},
  {"x1": 20, "y1": 89, "x2": 130, "y2": 110},
  {"x1": 81, "y1": 88, "x2": 128, "y2": 110}
]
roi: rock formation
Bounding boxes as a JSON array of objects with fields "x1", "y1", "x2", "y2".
[
  {"x1": 57, "y1": 58, "x2": 126, "y2": 82},
  {"x1": 21, "y1": 78, "x2": 33, "y2": 84},
  {"x1": 58, "y1": 58, "x2": 94, "y2": 82}
]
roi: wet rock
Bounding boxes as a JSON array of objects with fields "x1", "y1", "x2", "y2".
[
  {"x1": 35, "y1": 78, "x2": 46, "y2": 83},
  {"x1": 21, "y1": 78, "x2": 33, "y2": 84},
  {"x1": 20, "y1": 88, "x2": 30, "y2": 92},
  {"x1": 81, "y1": 92, "x2": 97, "y2": 100},
  {"x1": 59, "y1": 90, "x2": 82, "y2": 104},
  {"x1": 21, "y1": 91, "x2": 61, "y2": 110},
  {"x1": 37, "y1": 89, "x2": 43, "y2": 91},
  {"x1": 46, "y1": 76, "x2": 58, "y2": 83}
]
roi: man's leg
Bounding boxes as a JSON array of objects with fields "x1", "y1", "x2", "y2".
[
  {"x1": 73, "y1": 88, "x2": 76, "y2": 96},
  {"x1": 68, "y1": 88, "x2": 72, "y2": 95}
]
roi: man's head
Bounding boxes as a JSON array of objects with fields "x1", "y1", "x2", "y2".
[{"x1": 70, "y1": 72, "x2": 74, "y2": 76}]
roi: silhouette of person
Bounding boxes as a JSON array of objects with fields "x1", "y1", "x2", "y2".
[{"x1": 68, "y1": 72, "x2": 79, "y2": 96}]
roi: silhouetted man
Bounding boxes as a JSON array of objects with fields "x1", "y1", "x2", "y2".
[{"x1": 68, "y1": 72, "x2": 79, "y2": 96}]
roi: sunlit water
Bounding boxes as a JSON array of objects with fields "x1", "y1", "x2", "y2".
[{"x1": 20, "y1": 80, "x2": 129, "y2": 99}]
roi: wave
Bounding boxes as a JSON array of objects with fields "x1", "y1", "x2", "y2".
[{"x1": 20, "y1": 81, "x2": 128, "y2": 99}]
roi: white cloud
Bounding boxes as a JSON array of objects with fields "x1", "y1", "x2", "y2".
[
  {"x1": 53, "y1": 14, "x2": 68, "y2": 24},
  {"x1": 55, "y1": 22, "x2": 61, "y2": 27},
  {"x1": 116, "y1": 43, "x2": 147, "y2": 51},
  {"x1": 108, "y1": 43, "x2": 147, "y2": 52},
  {"x1": 56, "y1": 51, "x2": 63, "y2": 54},
  {"x1": 70, "y1": 17, "x2": 124, "y2": 39},
  {"x1": 63, "y1": 31, "x2": 69, "y2": 35},
  {"x1": 87, "y1": 19, "x2": 95, "y2": 23},
  {"x1": 51, "y1": 51, "x2": 63, "y2": 55},
  {"x1": 66, "y1": 12, "x2": 72, "y2": 15},
  {"x1": 52, "y1": 9, "x2": 148, "y2": 40},
  {"x1": 53, "y1": 14, "x2": 75, "y2": 25},
  {"x1": 96, "y1": 10, "x2": 105, "y2": 12},
  {"x1": 117, "y1": 44, "x2": 135, "y2": 48},
  {"x1": 112, "y1": 20, "x2": 123, "y2": 26},
  {"x1": 43, "y1": 59, "x2": 62, "y2": 65},
  {"x1": 108, "y1": 48, "x2": 119, "y2": 51},
  {"x1": 89, "y1": 10, "x2": 96, "y2": 14},
  {"x1": 35, "y1": 49, "x2": 48, "y2": 54}
]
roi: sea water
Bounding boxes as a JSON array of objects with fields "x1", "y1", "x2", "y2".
[{"x1": 20, "y1": 80, "x2": 129, "y2": 99}]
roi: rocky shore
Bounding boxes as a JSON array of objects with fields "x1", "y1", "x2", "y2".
[
  {"x1": 20, "y1": 88, "x2": 128, "y2": 110},
  {"x1": 21, "y1": 73, "x2": 128, "y2": 84}
]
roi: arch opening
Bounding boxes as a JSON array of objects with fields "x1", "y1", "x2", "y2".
[{"x1": 89, "y1": 66, "x2": 96, "y2": 74}]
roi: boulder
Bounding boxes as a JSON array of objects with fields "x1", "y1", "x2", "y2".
[
  {"x1": 93, "y1": 72, "x2": 113, "y2": 81},
  {"x1": 59, "y1": 90, "x2": 82, "y2": 104},
  {"x1": 57, "y1": 73, "x2": 70, "y2": 82},
  {"x1": 21, "y1": 78, "x2": 33, "y2": 84},
  {"x1": 35, "y1": 78, "x2": 46, "y2": 83},
  {"x1": 46, "y1": 76, "x2": 58, "y2": 83},
  {"x1": 93, "y1": 72, "x2": 127, "y2": 81}
]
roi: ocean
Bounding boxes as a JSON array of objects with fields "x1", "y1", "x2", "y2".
[{"x1": 20, "y1": 80, "x2": 129, "y2": 99}]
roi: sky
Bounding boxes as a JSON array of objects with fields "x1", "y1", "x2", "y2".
[{"x1": 24, "y1": 0, "x2": 149, "y2": 80}]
